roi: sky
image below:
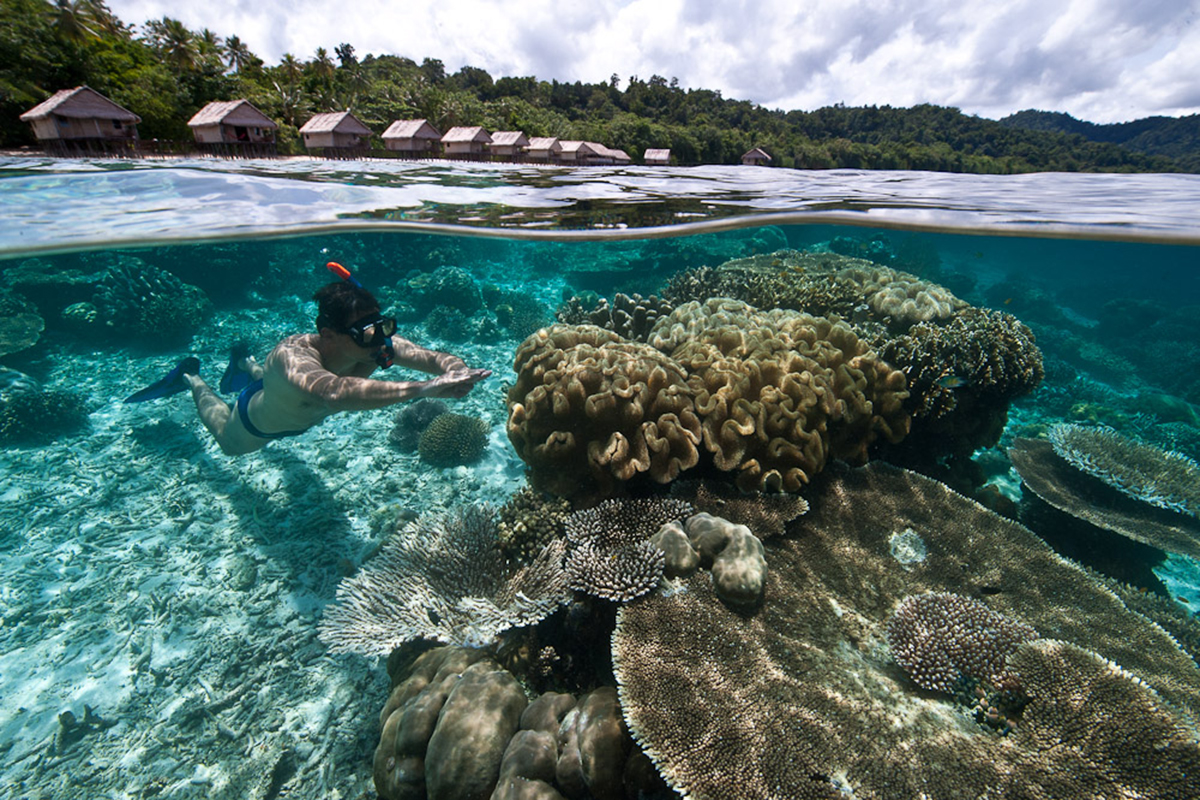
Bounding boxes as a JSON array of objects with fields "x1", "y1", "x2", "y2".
[{"x1": 104, "y1": 0, "x2": 1200, "y2": 124}]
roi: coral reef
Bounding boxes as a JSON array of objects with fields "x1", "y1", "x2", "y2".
[
  {"x1": 417, "y1": 412, "x2": 490, "y2": 468},
  {"x1": 406, "y1": 265, "x2": 483, "y2": 315},
  {"x1": 388, "y1": 399, "x2": 449, "y2": 453},
  {"x1": 90, "y1": 258, "x2": 211, "y2": 345},
  {"x1": 672, "y1": 480, "x2": 809, "y2": 540},
  {"x1": 1049, "y1": 424, "x2": 1200, "y2": 518},
  {"x1": 375, "y1": 647, "x2": 665, "y2": 800},
  {"x1": 318, "y1": 506, "x2": 569, "y2": 654},
  {"x1": 1010, "y1": 437, "x2": 1200, "y2": 560},
  {"x1": 556, "y1": 292, "x2": 674, "y2": 343},
  {"x1": 562, "y1": 498, "x2": 693, "y2": 602},
  {"x1": 611, "y1": 463, "x2": 1200, "y2": 800},
  {"x1": 0, "y1": 385, "x2": 89, "y2": 443},
  {"x1": 496, "y1": 487, "x2": 571, "y2": 563},
  {"x1": 506, "y1": 326, "x2": 703, "y2": 498},
  {"x1": 886, "y1": 592, "x2": 1038, "y2": 694},
  {"x1": 652, "y1": 299, "x2": 909, "y2": 491},
  {"x1": 489, "y1": 290, "x2": 551, "y2": 341},
  {"x1": 0, "y1": 289, "x2": 45, "y2": 357},
  {"x1": 423, "y1": 305, "x2": 474, "y2": 343},
  {"x1": 682, "y1": 513, "x2": 768, "y2": 608}
]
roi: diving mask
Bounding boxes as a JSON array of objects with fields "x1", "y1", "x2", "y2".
[{"x1": 341, "y1": 312, "x2": 397, "y2": 349}]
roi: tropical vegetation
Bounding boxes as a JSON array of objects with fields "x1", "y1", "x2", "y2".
[{"x1": 2, "y1": 0, "x2": 1195, "y2": 173}]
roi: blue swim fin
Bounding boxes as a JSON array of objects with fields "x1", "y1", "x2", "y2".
[
  {"x1": 124, "y1": 357, "x2": 200, "y2": 403},
  {"x1": 219, "y1": 342, "x2": 253, "y2": 394}
]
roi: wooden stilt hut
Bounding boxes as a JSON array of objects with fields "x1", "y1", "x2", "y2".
[{"x1": 19, "y1": 86, "x2": 141, "y2": 157}]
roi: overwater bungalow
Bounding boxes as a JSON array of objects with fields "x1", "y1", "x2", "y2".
[
  {"x1": 607, "y1": 148, "x2": 632, "y2": 165},
  {"x1": 644, "y1": 148, "x2": 671, "y2": 165},
  {"x1": 559, "y1": 140, "x2": 604, "y2": 165},
  {"x1": 188, "y1": 100, "x2": 277, "y2": 154},
  {"x1": 489, "y1": 131, "x2": 530, "y2": 160},
  {"x1": 299, "y1": 111, "x2": 372, "y2": 153},
  {"x1": 381, "y1": 119, "x2": 442, "y2": 155},
  {"x1": 19, "y1": 86, "x2": 140, "y2": 155},
  {"x1": 741, "y1": 146, "x2": 772, "y2": 166},
  {"x1": 526, "y1": 137, "x2": 562, "y2": 163},
  {"x1": 441, "y1": 126, "x2": 492, "y2": 157}
]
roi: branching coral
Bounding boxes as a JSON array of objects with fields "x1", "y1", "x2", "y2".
[
  {"x1": 886, "y1": 592, "x2": 1038, "y2": 694},
  {"x1": 318, "y1": 505, "x2": 569, "y2": 654},
  {"x1": 1048, "y1": 424, "x2": 1200, "y2": 518},
  {"x1": 506, "y1": 325, "x2": 703, "y2": 498}
]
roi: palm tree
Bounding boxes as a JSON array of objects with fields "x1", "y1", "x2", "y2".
[
  {"x1": 143, "y1": 17, "x2": 198, "y2": 72},
  {"x1": 224, "y1": 35, "x2": 253, "y2": 74},
  {"x1": 49, "y1": 0, "x2": 99, "y2": 42}
]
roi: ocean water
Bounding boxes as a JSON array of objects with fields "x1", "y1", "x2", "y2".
[{"x1": 1, "y1": 157, "x2": 1199, "y2": 799}]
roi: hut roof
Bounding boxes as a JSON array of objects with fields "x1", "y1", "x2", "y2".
[
  {"x1": 644, "y1": 148, "x2": 671, "y2": 160},
  {"x1": 527, "y1": 137, "x2": 561, "y2": 151},
  {"x1": 188, "y1": 100, "x2": 278, "y2": 129},
  {"x1": 608, "y1": 148, "x2": 631, "y2": 162},
  {"x1": 559, "y1": 140, "x2": 599, "y2": 156},
  {"x1": 382, "y1": 119, "x2": 441, "y2": 140},
  {"x1": 299, "y1": 111, "x2": 372, "y2": 136},
  {"x1": 441, "y1": 126, "x2": 492, "y2": 144},
  {"x1": 742, "y1": 147, "x2": 772, "y2": 161},
  {"x1": 20, "y1": 86, "x2": 140, "y2": 123},
  {"x1": 490, "y1": 131, "x2": 529, "y2": 147}
]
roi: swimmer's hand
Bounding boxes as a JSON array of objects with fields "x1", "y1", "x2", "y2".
[{"x1": 418, "y1": 368, "x2": 492, "y2": 399}]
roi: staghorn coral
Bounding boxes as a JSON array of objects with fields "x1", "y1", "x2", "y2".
[
  {"x1": 1010, "y1": 437, "x2": 1200, "y2": 561},
  {"x1": 506, "y1": 325, "x2": 703, "y2": 498},
  {"x1": 318, "y1": 505, "x2": 570, "y2": 654},
  {"x1": 653, "y1": 299, "x2": 909, "y2": 491},
  {"x1": 417, "y1": 412, "x2": 490, "y2": 467},
  {"x1": 496, "y1": 487, "x2": 571, "y2": 563},
  {"x1": 561, "y1": 498, "x2": 693, "y2": 602},
  {"x1": 886, "y1": 592, "x2": 1038, "y2": 694},
  {"x1": 612, "y1": 462, "x2": 1200, "y2": 800},
  {"x1": 1048, "y1": 423, "x2": 1200, "y2": 518},
  {"x1": 556, "y1": 292, "x2": 674, "y2": 343}
]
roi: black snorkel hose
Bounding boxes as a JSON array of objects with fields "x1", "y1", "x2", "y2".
[{"x1": 325, "y1": 261, "x2": 395, "y2": 369}]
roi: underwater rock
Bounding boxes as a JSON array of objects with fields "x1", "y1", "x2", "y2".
[
  {"x1": 0, "y1": 289, "x2": 45, "y2": 357},
  {"x1": 685, "y1": 513, "x2": 767, "y2": 608}
]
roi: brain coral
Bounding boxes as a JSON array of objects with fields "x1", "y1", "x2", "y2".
[
  {"x1": 651, "y1": 299, "x2": 909, "y2": 491},
  {"x1": 612, "y1": 462, "x2": 1200, "y2": 800},
  {"x1": 506, "y1": 325, "x2": 703, "y2": 498}
]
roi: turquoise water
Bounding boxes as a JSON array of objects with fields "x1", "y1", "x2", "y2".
[{"x1": 2, "y1": 158, "x2": 1200, "y2": 798}]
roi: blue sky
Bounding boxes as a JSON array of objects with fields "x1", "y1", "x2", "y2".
[{"x1": 105, "y1": 0, "x2": 1200, "y2": 124}]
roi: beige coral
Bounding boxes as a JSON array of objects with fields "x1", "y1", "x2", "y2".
[
  {"x1": 506, "y1": 325, "x2": 702, "y2": 497},
  {"x1": 837, "y1": 264, "x2": 966, "y2": 324}
]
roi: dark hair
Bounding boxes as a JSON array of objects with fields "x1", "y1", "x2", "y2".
[{"x1": 313, "y1": 282, "x2": 380, "y2": 331}]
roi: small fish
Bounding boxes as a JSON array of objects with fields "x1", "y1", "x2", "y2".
[
  {"x1": 1003, "y1": 297, "x2": 1013, "y2": 305},
  {"x1": 937, "y1": 374, "x2": 969, "y2": 389}
]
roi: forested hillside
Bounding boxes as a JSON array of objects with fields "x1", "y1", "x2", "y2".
[
  {"x1": 1001, "y1": 109, "x2": 1200, "y2": 171},
  {"x1": 1, "y1": 0, "x2": 1191, "y2": 173}
]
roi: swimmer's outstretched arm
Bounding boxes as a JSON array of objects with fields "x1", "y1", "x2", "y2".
[{"x1": 388, "y1": 336, "x2": 468, "y2": 374}]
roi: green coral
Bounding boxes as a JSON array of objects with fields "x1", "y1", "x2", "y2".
[{"x1": 418, "y1": 413, "x2": 490, "y2": 467}]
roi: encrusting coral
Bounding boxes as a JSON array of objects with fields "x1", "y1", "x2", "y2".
[
  {"x1": 612, "y1": 462, "x2": 1200, "y2": 800},
  {"x1": 318, "y1": 505, "x2": 569, "y2": 654},
  {"x1": 506, "y1": 325, "x2": 703, "y2": 498},
  {"x1": 1048, "y1": 423, "x2": 1200, "y2": 518}
]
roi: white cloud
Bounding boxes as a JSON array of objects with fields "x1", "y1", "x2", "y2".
[{"x1": 104, "y1": 0, "x2": 1200, "y2": 123}]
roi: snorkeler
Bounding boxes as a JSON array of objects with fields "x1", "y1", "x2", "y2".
[{"x1": 124, "y1": 266, "x2": 491, "y2": 456}]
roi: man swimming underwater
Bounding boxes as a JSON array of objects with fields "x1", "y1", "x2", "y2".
[{"x1": 124, "y1": 268, "x2": 491, "y2": 456}]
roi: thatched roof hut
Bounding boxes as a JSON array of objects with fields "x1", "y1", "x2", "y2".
[
  {"x1": 559, "y1": 140, "x2": 604, "y2": 165},
  {"x1": 644, "y1": 148, "x2": 671, "y2": 165},
  {"x1": 441, "y1": 126, "x2": 492, "y2": 156},
  {"x1": 489, "y1": 131, "x2": 530, "y2": 159},
  {"x1": 299, "y1": 111, "x2": 372, "y2": 151},
  {"x1": 381, "y1": 119, "x2": 442, "y2": 153},
  {"x1": 741, "y1": 146, "x2": 772, "y2": 166},
  {"x1": 188, "y1": 100, "x2": 277, "y2": 144},
  {"x1": 19, "y1": 86, "x2": 140, "y2": 143},
  {"x1": 526, "y1": 137, "x2": 562, "y2": 163}
]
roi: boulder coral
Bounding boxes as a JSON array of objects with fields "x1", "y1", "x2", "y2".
[
  {"x1": 506, "y1": 325, "x2": 703, "y2": 498},
  {"x1": 417, "y1": 412, "x2": 490, "y2": 467}
]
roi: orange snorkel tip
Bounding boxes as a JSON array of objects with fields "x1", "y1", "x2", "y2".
[{"x1": 325, "y1": 261, "x2": 362, "y2": 288}]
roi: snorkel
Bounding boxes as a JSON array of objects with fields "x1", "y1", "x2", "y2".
[{"x1": 324, "y1": 261, "x2": 395, "y2": 369}]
